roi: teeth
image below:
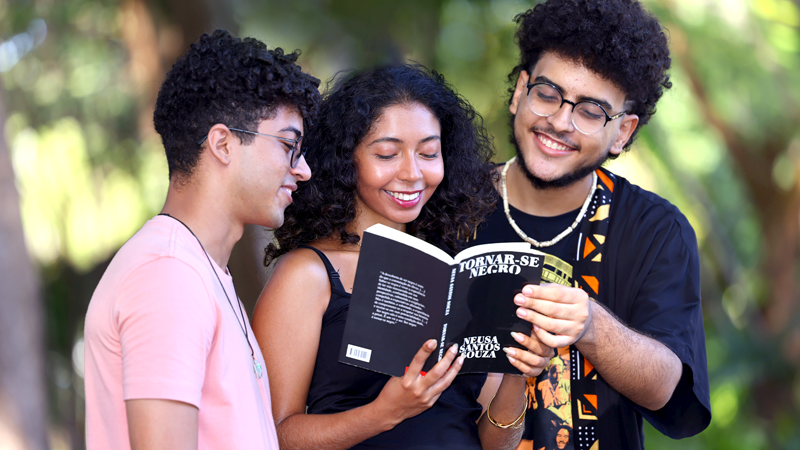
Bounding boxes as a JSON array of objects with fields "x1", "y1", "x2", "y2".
[
  {"x1": 540, "y1": 135, "x2": 570, "y2": 151},
  {"x1": 386, "y1": 191, "x2": 421, "y2": 201}
]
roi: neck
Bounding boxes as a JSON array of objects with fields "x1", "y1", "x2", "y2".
[
  {"x1": 506, "y1": 159, "x2": 594, "y2": 217},
  {"x1": 346, "y1": 198, "x2": 407, "y2": 245},
  {"x1": 161, "y1": 182, "x2": 243, "y2": 269}
]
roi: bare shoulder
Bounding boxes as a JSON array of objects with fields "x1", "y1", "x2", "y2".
[{"x1": 254, "y1": 246, "x2": 332, "y2": 319}]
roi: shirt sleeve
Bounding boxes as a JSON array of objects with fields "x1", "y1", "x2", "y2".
[
  {"x1": 618, "y1": 204, "x2": 711, "y2": 438},
  {"x1": 115, "y1": 257, "x2": 217, "y2": 408}
]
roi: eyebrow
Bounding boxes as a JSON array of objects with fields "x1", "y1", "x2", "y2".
[
  {"x1": 367, "y1": 135, "x2": 441, "y2": 146},
  {"x1": 534, "y1": 75, "x2": 615, "y2": 112},
  {"x1": 278, "y1": 126, "x2": 302, "y2": 139}
]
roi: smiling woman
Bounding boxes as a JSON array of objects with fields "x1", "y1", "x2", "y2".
[
  {"x1": 352, "y1": 102, "x2": 444, "y2": 230},
  {"x1": 252, "y1": 64, "x2": 547, "y2": 450}
]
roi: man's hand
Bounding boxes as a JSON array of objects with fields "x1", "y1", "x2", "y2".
[{"x1": 514, "y1": 284, "x2": 593, "y2": 349}]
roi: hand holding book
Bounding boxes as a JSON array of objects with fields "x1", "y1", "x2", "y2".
[
  {"x1": 371, "y1": 340, "x2": 464, "y2": 426},
  {"x1": 514, "y1": 283, "x2": 593, "y2": 349}
]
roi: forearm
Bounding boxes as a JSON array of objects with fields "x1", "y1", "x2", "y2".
[
  {"x1": 575, "y1": 301, "x2": 682, "y2": 410},
  {"x1": 276, "y1": 400, "x2": 397, "y2": 450},
  {"x1": 478, "y1": 375, "x2": 526, "y2": 450}
]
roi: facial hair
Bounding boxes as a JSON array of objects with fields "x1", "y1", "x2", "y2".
[{"x1": 510, "y1": 124, "x2": 610, "y2": 190}]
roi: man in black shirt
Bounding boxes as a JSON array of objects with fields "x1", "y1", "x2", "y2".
[{"x1": 471, "y1": 1, "x2": 711, "y2": 448}]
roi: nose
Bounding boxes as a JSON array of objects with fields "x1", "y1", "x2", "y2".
[
  {"x1": 547, "y1": 101, "x2": 576, "y2": 133},
  {"x1": 291, "y1": 154, "x2": 312, "y2": 181},
  {"x1": 398, "y1": 152, "x2": 422, "y2": 183}
]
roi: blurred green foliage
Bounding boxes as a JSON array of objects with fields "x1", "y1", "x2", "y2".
[{"x1": 2, "y1": 0, "x2": 799, "y2": 448}]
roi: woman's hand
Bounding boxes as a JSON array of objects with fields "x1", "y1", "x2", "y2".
[
  {"x1": 372, "y1": 339, "x2": 464, "y2": 427},
  {"x1": 503, "y1": 328, "x2": 554, "y2": 378}
]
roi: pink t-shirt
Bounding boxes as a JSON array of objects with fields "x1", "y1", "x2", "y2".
[{"x1": 84, "y1": 215, "x2": 279, "y2": 449}]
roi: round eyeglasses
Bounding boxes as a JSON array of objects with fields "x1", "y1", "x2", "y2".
[
  {"x1": 197, "y1": 127, "x2": 305, "y2": 168},
  {"x1": 526, "y1": 82, "x2": 627, "y2": 135}
]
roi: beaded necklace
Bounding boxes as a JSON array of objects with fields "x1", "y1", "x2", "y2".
[{"x1": 500, "y1": 156, "x2": 597, "y2": 248}]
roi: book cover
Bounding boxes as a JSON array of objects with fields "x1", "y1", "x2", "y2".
[{"x1": 339, "y1": 224, "x2": 544, "y2": 377}]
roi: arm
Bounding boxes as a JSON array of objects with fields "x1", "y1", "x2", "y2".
[
  {"x1": 476, "y1": 330, "x2": 554, "y2": 450},
  {"x1": 515, "y1": 285, "x2": 682, "y2": 410},
  {"x1": 252, "y1": 249, "x2": 463, "y2": 450},
  {"x1": 126, "y1": 399, "x2": 198, "y2": 450},
  {"x1": 116, "y1": 259, "x2": 216, "y2": 448}
]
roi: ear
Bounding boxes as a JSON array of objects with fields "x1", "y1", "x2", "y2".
[
  {"x1": 205, "y1": 124, "x2": 235, "y2": 166},
  {"x1": 509, "y1": 70, "x2": 530, "y2": 116},
  {"x1": 610, "y1": 114, "x2": 639, "y2": 156}
]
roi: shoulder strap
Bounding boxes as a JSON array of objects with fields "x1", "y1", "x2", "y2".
[{"x1": 298, "y1": 245, "x2": 346, "y2": 292}]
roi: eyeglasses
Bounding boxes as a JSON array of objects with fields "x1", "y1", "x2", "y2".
[
  {"x1": 525, "y1": 82, "x2": 627, "y2": 135},
  {"x1": 197, "y1": 127, "x2": 305, "y2": 168}
]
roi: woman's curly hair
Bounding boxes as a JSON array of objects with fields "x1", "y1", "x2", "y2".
[
  {"x1": 153, "y1": 29, "x2": 321, "y2": 180},
  {"x1": 265, "y1": 64, "x2": 498, "y2": 265},
  {"x1": 509, "y1": 0, "x2": 671, "y2": 152}
]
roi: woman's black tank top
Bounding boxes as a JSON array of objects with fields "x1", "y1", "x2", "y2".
[{"x1": 301, "y1": 245, "x2": 486, "y2": 449}]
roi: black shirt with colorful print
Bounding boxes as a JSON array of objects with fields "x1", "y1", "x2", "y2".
[{"x1": 469, "y1": 167, "x2": 711, "y2": 450}]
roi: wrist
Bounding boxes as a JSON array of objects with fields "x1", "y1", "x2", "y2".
[
  {"x1": 576, "y1": 299, "x2": 603, "y2": 348},
  {"x1": 365, "y1": 394, "x2": 403, "y2": 432}
]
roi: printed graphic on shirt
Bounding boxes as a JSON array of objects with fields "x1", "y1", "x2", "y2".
[
  {"x1": 525, "y1": 254, "x2": 576, "y2": 450},
  {"x1": 520, "y1": 169, "x2": 614, "y2": 450}
]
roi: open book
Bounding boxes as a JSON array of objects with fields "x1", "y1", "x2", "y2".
[{"x1": 338, "y1": 224, "x2": 544, "y2": 376}]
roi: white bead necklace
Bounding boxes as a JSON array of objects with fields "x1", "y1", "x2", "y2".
[{"x1": 501, "y1": 156, "x2": 597, "y2": 248}]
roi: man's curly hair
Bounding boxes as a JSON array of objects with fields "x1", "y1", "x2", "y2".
[
  {"x1": 153, "y1": 29, "x2": 321, "y2": 180},
  {"x1": 265, "y1": 64, "x2": 498, "y2": 265},
  {"x1": 509, "y1": 0, "x2": 671, "y2": 151}
]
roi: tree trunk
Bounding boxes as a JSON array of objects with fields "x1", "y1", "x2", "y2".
[{"x1": 0, "y1": 82, "x2": 49, "y2": 449}]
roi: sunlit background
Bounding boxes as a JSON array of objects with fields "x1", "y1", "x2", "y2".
[{"x1": 1, "y1": 0, "x2": 799, "y2": 448}]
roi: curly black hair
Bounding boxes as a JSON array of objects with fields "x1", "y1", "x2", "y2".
[
  {"x1": 153, "y1": 29, "x2": 321, "y2": 180},
  {"x1": 265, "y1": 64, "x2": 498, "y2": 265},
  {"x1": 509, "y1": 0, "x2": 671, "y2": 152}
]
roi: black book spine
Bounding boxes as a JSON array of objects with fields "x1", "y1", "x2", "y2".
[{"x1": 438, "y1": 267, "x2": 457, "y2": 361}]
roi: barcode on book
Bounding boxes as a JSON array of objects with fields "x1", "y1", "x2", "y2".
[{"x1": 346, "y1": 344, "x2": 372, "y2": 363}]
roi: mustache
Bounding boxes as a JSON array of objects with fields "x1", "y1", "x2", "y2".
[{"x1": 530, "y1": 125, "x2": 581, "y2": 151}]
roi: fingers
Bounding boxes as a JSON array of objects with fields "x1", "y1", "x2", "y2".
[
  {"x1": 503, "y1": 345, "x2": 551, "y2": 377},
  {"x1": 513, "y1": 284, "x2": 590, "y2": 347},
  {"x1": 532, "y1": 324, "x2": 576, "y2": 349},
  {"x1": 519, "y1": 284, "x2": 577, "y2": 303},
  {"x1": 504, "y1": 331, "x2": 555, "y2": 377},
  {"x1": 404, "y1": 339, "x2": 438, "y2": 383},
  {"x1": 427, "y1": 347, "x2": 464, "y2": 392},
  {"x1": 511, "y1": 330, "x2": 552, "y2": 357}
]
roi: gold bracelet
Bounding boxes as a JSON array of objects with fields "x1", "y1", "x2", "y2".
[{"x1": 486, "y1": 393, "x2": 527, "y2": 429}]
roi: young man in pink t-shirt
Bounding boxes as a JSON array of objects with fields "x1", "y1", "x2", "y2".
[{"x1": 84, "y1": 30, "x2": 320, "y2": 450}]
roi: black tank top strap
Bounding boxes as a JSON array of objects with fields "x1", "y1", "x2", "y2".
[{"x1": 298, "y1": 245, "x2": 346, "y2": 292}]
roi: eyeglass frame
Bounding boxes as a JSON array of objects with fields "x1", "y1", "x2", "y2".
[
  {"x1": 196, "y1": 126, "x2": 305, "y2": 168},
  {"x1": 525, "y1": 82, "x2": 627, "y2": 135}
]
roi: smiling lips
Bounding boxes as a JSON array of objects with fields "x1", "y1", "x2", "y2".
[
  {"x1": 535, "y1": 132, "x2": 576, "y2": 154},
  {"x1": 281, "y1": 185, "x2": 296, "y2": 203},
  {"x1": 384, "y1": 189, "x2": 422, "y2": 207}
]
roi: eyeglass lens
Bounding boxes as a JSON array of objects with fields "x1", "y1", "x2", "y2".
[
  {"x1": 527, "y1": 83, "x2": 608, "y2": 134},
  {"x1": 290, "y1": 138, "x2": 304, "y2": 168}
]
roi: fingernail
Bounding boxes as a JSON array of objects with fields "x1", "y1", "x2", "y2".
[
  {"x1": 450, "y1": 344, "x2": 458, "y2": 354},
  {"x1": 514, "y1": 295, "x2": 524, "y2": 305},
  {"x1": 511, "y1": 332, "x2": 524, "y2": 343},
  {"x1": 503, "y1": 347, "x2": 516, "y2": 356},
  {"x1": 534, "y1": 325, "x2": 540, "y2": 332},
  {"x1": 522, "y1": 285, "x2": 534, "y2": 295},
  {"x1": 427, "y1": 340, "x2": 437, "y2": 350},
  {"x1": 516, "y1": 308, "x2": 527, "y2": 318},
  {"x1": 507, "y1": 355, "x2": 516, "y2": 363},
  {"x1": 457, "y1": 355, "x2": 465, "y2": 365}
]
